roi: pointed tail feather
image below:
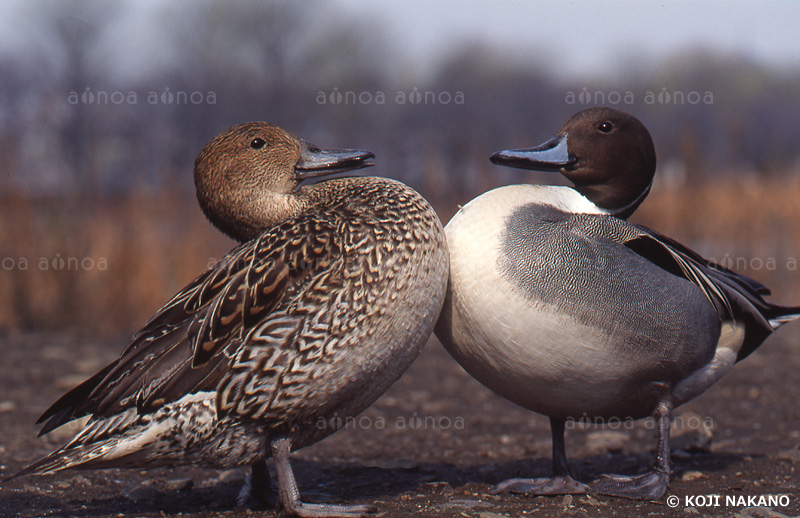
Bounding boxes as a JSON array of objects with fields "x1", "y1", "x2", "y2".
[
  {"x1": 768, "y1": 306, "x2": 800, "y2": 330},
  {"x1": 5, "y1": 409, "x2": 145, "y2": 483},
  {"x1": 4, "y1": 423, "x2": 161, "y2": 483},
  {"x1": 3, "y1": 444, "x2": 103, "y2": 482},
  {"x1": 5, "y1": 391, "x2": 224, "y2": 486}
]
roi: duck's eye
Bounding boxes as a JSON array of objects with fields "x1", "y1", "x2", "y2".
[
  {"x1": 598, "y1": 122, "x2": 613, "y2": 133},
  {"x1": 250, "y1": 138, "x2": 266, "y2": 149}
]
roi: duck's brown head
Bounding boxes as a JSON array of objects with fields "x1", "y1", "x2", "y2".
[{"x1": 194, "y1": 122, "x2": 374, "y2": 242}]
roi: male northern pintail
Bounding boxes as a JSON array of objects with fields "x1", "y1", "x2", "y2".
[
  {"x1": 435, "y1": 107, "x2": 800, "y2": 500},
  {"x1": 8, "y1": 122, "x2": 448, "y2": 517}
]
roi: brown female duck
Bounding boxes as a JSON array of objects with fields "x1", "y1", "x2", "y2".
[{"x1": 9, "y1": 122, "x2": 448, "y2": 517}]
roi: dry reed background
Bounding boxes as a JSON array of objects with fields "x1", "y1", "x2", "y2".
[
  {"x1": 2, "y1": 0, "x2": 800, "y2": 343},
  {"x1": 1, "y1": 172, "x2": 799, "y2": 339}
]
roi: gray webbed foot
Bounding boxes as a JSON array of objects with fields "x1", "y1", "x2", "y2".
[
  {"x1": 591, "y1": 399, "x2": 674, "y2": 501},
  {"x1": 491, "y1": 419, "x2": 589, "y2": 496},
  {"x1": 280, "y1": 501, "x2": 377, "y2": 518},
  {"x1": 590, "y1": 469, "x2": 669, "y2": 500},
  {"x1": 492, "y1": 475, "x2": 590, "y2": 495}
]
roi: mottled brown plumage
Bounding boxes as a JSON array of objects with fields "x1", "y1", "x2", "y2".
[{"x1": 10, "y1": 123, "x2": 449, "y2": 518}]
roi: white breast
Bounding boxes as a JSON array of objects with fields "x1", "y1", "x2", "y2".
[{"x1": 438, "y1": 185, "x2": 657, "y2": 419}]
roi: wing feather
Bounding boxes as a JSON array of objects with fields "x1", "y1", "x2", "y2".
[
  {"x1": 36, "y1": 234, "x2": 301, "y2": 433},
  {"x1": 571, "y1": 214, "x2": 800, "y2": 361}
]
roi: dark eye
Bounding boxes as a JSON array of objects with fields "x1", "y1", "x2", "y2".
[
  {"x1": 250, "y1": 138, "x2": 266, "y2": 149},
  {"x1": 598, "y1": 122, "x2": 613, "y2": 133}
]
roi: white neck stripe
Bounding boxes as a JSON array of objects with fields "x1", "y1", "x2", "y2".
[
  {"x1": 534, "y1": 185, "x2": 609, "y2": 215},
  {"x1": 609, "y1": 180, "x2": 652, "y2": 217}
]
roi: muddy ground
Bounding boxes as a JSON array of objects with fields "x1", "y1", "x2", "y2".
[{"x1": 1, "y1": 331, "x2": 799, "y2": 518}]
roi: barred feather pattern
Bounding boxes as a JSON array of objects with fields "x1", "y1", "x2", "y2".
[{"x1": 16, "y1": 176, "x2": 448, "y2": 476}]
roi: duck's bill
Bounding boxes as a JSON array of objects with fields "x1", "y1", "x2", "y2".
[
  {"x1": 295, "y1": 141, "x2": 375, "y2": 179},
  {"x1": 490, "y1": 134, "x2": 576, "y2": 171}
]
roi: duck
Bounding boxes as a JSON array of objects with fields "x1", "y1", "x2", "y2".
[
  {"x1": 7, "y1": 122, "x2": 449, "y2": 517},
  {"x1": 435, "y1": 107, "x2": 800, "y2": 500}
]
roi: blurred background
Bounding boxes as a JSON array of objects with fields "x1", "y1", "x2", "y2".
[{"x1": 1, "y1": 0, "x2": 799, "y2": 337}]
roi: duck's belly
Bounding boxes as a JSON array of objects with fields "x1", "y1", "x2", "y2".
[
  {"x1": 436, "y1": 186, "x2": 720, "y2": 420},
  {"x1": 443, "y1": 292, "x2": 662, "y2": 420}
]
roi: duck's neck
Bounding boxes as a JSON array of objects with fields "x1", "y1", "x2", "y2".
[
  {"x1": 199, "y1": 191, "x2": 309, "y2": 243},
  {"x1": 571, "y1": 180, "x2": 652, "y2": 220},
  {"x1": 606, "y1": 181, "x2": 651, "y2": 220}
]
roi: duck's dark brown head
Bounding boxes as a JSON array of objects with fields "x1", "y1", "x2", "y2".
[{"x1": 490, "y1": 107, "x2": 656, "y2": 219}]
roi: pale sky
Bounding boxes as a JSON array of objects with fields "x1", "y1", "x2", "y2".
[
  {"x1": 333, "y1": 0, "x2": 800, "y2": 81},
  {"x1": 1, "y1": 0, "x2": 799, "y2": 84}
]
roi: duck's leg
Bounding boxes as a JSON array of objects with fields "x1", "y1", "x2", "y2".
[
  {"x1": 492, "y1": 418, "x2": 590, "y2": 495},
  {"x1": 271, "y1": 436, "x2": 376, "y2": 518},
  {"x1": 249, "y1": 460, "x2": 276, "y2": 506},
  {"x1": 591, "y1": 399, "x2": 672, "y2": 500}
]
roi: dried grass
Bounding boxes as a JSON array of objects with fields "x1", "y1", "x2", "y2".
[
  {"x1": 0, "y1": 193, "x2": 233, "y2": 336},
  {"x1": 1, "y1": 175, "x2": 798, "y2": 337}
]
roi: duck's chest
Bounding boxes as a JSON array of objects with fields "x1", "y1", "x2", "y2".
[
  {"x1": 443, "y1": 186, "x2": 622, "y2": 364},
  {"x1": 445, "y1": 185, "x2": 609, "y2": 322}
]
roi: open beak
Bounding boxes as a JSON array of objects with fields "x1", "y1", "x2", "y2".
[
  {"x1": 489, "y1": 133, "x2": 576, "y2": 172},
  {"x1": 294, "y1": 140, "x2": 375, "y2": 180}
]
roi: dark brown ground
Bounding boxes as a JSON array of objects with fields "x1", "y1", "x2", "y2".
[{"x1": 1, "y1": 331, "x2": 799, "y2": 518}]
